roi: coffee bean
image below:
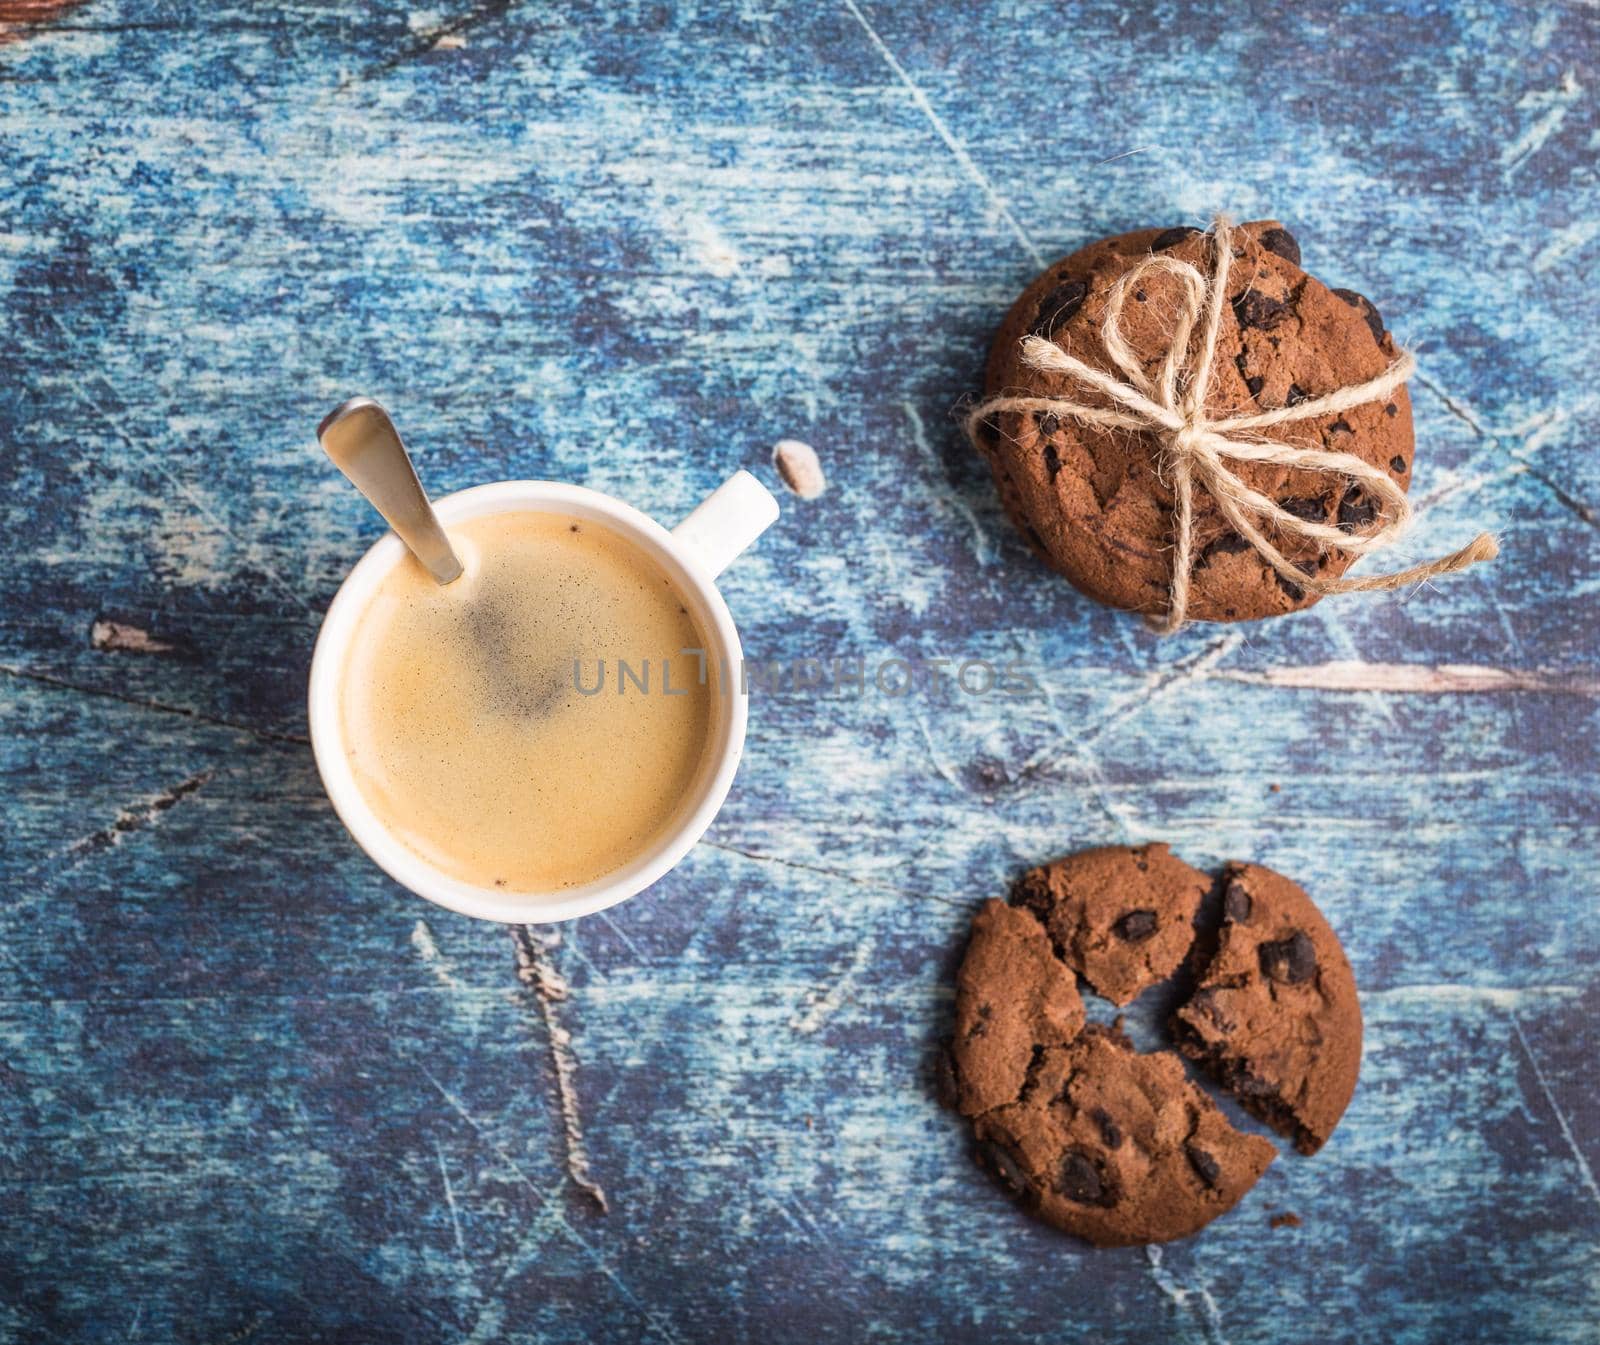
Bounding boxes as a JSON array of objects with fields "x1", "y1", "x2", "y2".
[
  {"x1": 1030, "y1": 278, "x2": 1088, "y2": 336},
  {"x1": 1057, "y1": 1149, "x2": 1114, "y2": 1206},
  {"x1": 1390, "y1": 455, "x2": 1407, "y2": 473},
  {"x1": 1112, "y1": 909, "x2": 1159, "y2": 943},
  {"x1": 1259, "y1": 930, "x2": 1317, "y2": 984},
  {"x1": 1259, "y1": 227, "x2": 1301, "y2": 267},
  {"x1": 1232, "y1": 288, "x2": 1292, "y2": 331},
  {"x1": 1338, "y1": 486, "x2": 1379, "y2": 531},
  {"x1": 1333, "y1": 287, "x2": 1385, "y2": 346},
  {"x1": 1092, "y1": 1107, "x2": 1124, "y2": 1150},
  {"x1": 978, "y1": 1140, "x2": 1030, "y2": 1198},
  {"x1": 772, "y1": 438, "x2": 826, "y2": 500},
  {"x1": 1223, "y1": 880, "x2": 1252, "y2": 923},
  {"x1": 1152, "y1": 226, "x2": 1201, "y2": 251},
  {"x1": 1186, "y1": 1144, "x2": 1222, "y2": 1189}
]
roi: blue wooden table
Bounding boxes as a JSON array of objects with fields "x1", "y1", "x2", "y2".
[{"x1": 2, "y1": 2, "x2": 1597, "y2": 1341}]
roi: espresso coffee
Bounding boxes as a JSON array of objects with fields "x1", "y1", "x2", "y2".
[{"x1": 340, "y1": 511, "x2": 715, "y2": 891}]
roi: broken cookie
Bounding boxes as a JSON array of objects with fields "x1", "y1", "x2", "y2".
[
  {"x1": 1012, "y1": 842, "x2": 1208, "y2": 1006},
  {"x1": 943, "y1": 846, "x2": 1363, "y2": 1244},
  {"x1": 973, "y1": 1026, "x2": 1276, "y2": 1247},
  {"x1": 1172, "y1": 862, "x2": 1362, "y2": 1155},
  {"x1": 948, "y1": 899, "x2": 1086, "y2": 1116}
]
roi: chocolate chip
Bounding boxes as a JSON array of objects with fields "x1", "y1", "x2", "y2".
[
  {"x1": 1198, "y1": 532, "x2": 1253, "y2": 566},
  {"x1": 1036, "y1": 411, "x2": 1060, "y2": 438},
  {"x1": 1232, "y1": 288, "x2": 1292, "y2": 331},
  {"x1": 1043, "y1": 442, "x2": 1061, "y2": 480},
  {"x1": 1057, "y1": 1149, "x2": 1115, "y2": 1206},
  {"x1": 1390, "y1": 455, "x2": 1407, "y2": 473},
  {"x1": 1259, "y1": 227, "x2": 1301, "y2": 267},
  {"x1": 1112, "y1": 909, "x2": 1158, "y2": 943},
  {"x1": 1092, "y1": 1108, "x2": 1124, "y2": 1150},
  {"x1": 1275, "y1": 572, "x2": 1304, "y2": 602},
  {"x1": 1151, "y1": 226, "x2": 1201, "y2": 251},
  {"x1": 1186, "y1": 1144, "x2": 1222, "y2": 1189},
  {"x1": 1338, "y1": 486, "x2": 1379, "y2": 532},
  {"x1": 1030, "y1": 279, "x2": 1088, "y2": 336},
  {"x1": 1245, "y1": 375, "x2": 1264, "y2": 397},
  {"x1": 1223, "y1": 881, "x2": 1252, "y2": 923},
  {"x1": 1259, "y1": 930, "x2": 1317, "y2": 984},
  {"x1": 1280, "y1": 496, "x2": 1326, "y2": 523},
  {"x1": 978, "y1": 1140, "x2": 1030, "y2": 1199},
  {"x1": 1286, "y1": 383, "x2": 1310, "y2": 406},
  {"x1": 1235, "y1": 351, "x2": 1265, "y2": 398},
  {"x1": 1384, "y1": 402, "x2": 1398, "y2": 417},
  {"x1": 1328, "y1": 418, "x2": 1352, "y2": 435},
  {"x1": 1333, "y1": 287, "x2": 1385, "y2": 346}
]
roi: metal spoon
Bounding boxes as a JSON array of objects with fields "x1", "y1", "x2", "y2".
[{"x1": 318, "y1": 397, "x2": 463, "y2": 585}]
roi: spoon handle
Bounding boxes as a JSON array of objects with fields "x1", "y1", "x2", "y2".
[{"x1": 318, "y1": 398, "x2": 463, "y2": 585}]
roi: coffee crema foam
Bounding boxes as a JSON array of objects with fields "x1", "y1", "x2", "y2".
[{"x1": 341, "y1": 511, "x2": 715, "y2": 892}]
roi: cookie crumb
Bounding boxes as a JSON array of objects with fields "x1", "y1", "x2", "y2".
[
  {"x1": 772, "y1": 438, "x2": 825, "y2": 499},
  {"x1": 1270, "y1": 1212, "x2": 1302, "y2": 1229}
]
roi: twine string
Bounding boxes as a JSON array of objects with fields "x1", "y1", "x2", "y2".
[{"x1": 965, "y1": 216, "x2": 1498, "y2": 632}]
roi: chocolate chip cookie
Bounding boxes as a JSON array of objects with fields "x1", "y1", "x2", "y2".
[
  {"x1": 1172, "y1": 862, "x2": 1362, "y2": 1154},
  {"x1": 1012, "y1": 843, "x2": 1209, "y2": 1006},
  {"x1": 944, "y1": 846, "x2": 1363, "y2": 1244},
  {"x1": 950, "y1": 899, "x2": 1086, "y2": 1116},
  {"x1": 972, "y1": 1026, "x2": 1276, "y2": 1247},
  {"x1": 974, "y1": 220, "x2": 1414, "y2": 622}
]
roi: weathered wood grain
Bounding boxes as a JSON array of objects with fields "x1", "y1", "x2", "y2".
[{"x1": 1, "y1": 1, "x2": 1597, "y2": 1341}]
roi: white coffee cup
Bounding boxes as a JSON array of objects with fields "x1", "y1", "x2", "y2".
[{"x1": 308, "y1": 471, "x2": 779, "y2": 923}]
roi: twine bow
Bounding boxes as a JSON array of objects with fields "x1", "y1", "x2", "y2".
[{"x1": 966, "y1": 216, "x2": 1498, "y2": 632}]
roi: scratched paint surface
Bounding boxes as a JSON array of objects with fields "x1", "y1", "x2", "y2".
[{"x1": 1, "y1": 1, "x2": 1597, "y2": 1341}]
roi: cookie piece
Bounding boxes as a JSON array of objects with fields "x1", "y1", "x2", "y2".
[
  {"x1": 973, "y1": 1027, "x2": 1276, "y2": 1246},
  {"x1": 1012, "y1": 843, "x2": 1208, "y2": 1006},
  {"x1": 1172, "y1": 863, "x2": 1362, "y2": 1154},
  {"x1": 949, "y1": 899, "x2": 1086, "y2": 1116},
  {"x1": 976, "y1": 220, "x2": 1415, "y2": 622}
]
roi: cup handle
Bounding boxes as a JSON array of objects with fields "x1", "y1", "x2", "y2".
[{"x1": 671, "y1": 470, "x2": 780, "y2": 578}]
